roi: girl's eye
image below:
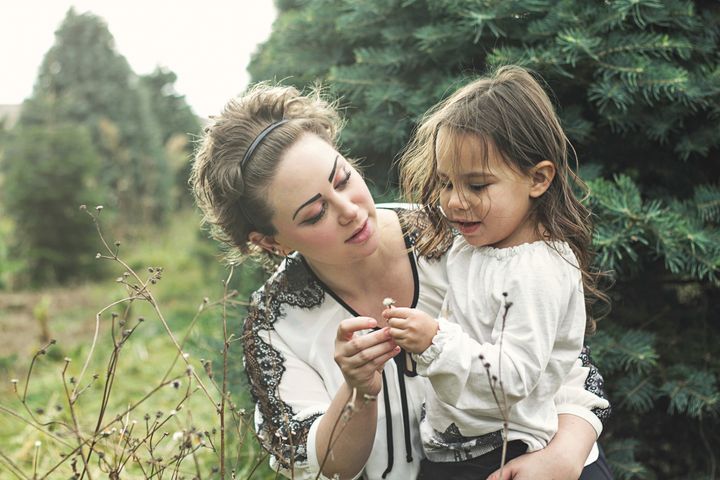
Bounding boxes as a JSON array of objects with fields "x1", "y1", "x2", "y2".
[
  {"x1": 441, "y1": 180, "x2": 453, "y2": 190},
  {"x1": 302, "y1": 203, "x2": 327, "y2": 225},
  {"x1": 335, "y1": 168, "x2": 351, "y2": 189},
  {"x1": 470, "y1": 184, "x2": 488, "y2": 191}
]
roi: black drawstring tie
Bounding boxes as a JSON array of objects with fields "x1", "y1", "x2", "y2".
[
  {"x1": 381, "y1": 371, "x2": 394, "y2": 478},
  {"x1": 395, "y1": 350, "x2": 414, "y2": 463}
]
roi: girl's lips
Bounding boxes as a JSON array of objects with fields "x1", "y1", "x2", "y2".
[
  {"x1": 346, "y1": 219, "x2": 371, "y2": 244},
  {"x1": 454, "y1": 220, "x2": 481, "y2": 235}
]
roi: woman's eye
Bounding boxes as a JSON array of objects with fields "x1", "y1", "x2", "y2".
[
  {"x1": 470, "y1": 184, "x2": 488, "y2": 191},
  {"x1": 440, "y1": 179, "x2": 452, "y2": 190},
  {"x1": 335, "y1": 169, "x2": 351, "y2": 189},
  {"x1": 303, "y1": 203, "x2": 327, "y2": 225}
]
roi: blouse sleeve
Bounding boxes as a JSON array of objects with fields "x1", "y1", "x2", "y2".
[
  {"x1": 243, "y1": 289, "x2": 334, "y2": 479},
  {"x1": 553, "y1": 345, "x2": 611, "y2": 437}
]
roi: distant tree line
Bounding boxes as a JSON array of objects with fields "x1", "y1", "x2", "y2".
[{"x1": 0, "y1": 8, "x2": 201, "y2": 286}]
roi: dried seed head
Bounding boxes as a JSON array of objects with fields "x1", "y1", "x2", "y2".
[
  {"x1": 95, "y1": 205, "x2": 104, "y2": 212},
  {"x1": 382, "y1": 297, "x2": 396, "y2": 308}
]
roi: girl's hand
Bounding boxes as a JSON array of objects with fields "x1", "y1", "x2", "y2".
[
  {"x1": 334, "y1": 317, "x2": 401, "y2": 396},
  {"x1": 383, "y1": 307, "x2": 438, "y2": 354}
]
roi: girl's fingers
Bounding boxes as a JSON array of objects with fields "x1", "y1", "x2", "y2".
[
  {"x1": 382, "y1": 307, "x2": 413, "y2": 320},
  {"x1": 388, "y1": 328, "x2": 405, "y2": 340},
  {"x1": 387, "y1": 317, "x2": 407, "y2": 329}
]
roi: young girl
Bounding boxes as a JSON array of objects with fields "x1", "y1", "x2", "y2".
[{"x1": 385, "y1": 65, "x2": 609, "y2": 479}]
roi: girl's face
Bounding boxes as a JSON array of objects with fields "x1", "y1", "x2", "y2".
[
  {"x1": 264, "y1": 133, "x2": 379, "y2": 265},
  {"x1": 436, "y1": 128, "x2": 540, "y2": 249}
]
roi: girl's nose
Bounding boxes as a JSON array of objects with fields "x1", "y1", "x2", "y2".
[{"x1": 446, "y1": 189, "x2": 469, "y2": 212}]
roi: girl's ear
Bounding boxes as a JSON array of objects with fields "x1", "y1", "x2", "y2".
[
  {"x1": 248, "y1": 231, "x2": 285, "y2": 256},
  {"x1": 529, "y1": 160, "x2": 556, "y2": 198}
]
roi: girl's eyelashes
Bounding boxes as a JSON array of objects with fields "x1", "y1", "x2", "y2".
[{"x1": 470, "y1": 184, "x2": 488, "y2": 191}]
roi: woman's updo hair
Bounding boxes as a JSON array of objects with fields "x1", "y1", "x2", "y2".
[{"x1": 190, "y1": 83, "x2": 341, "y2": 262}]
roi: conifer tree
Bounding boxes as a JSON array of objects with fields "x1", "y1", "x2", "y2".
[
  {"x1": 249, "y1": 1, "x2": 720, "y2": 477},
  {"x1": 2, "y1": 124, "x2": 102, "y2": 285},
  {"x1": 19, "y1": 8, "x2": 170, "y2": 223},
  {"x1": 139, "y1": 68, "x2": 202, "y2": 207}
]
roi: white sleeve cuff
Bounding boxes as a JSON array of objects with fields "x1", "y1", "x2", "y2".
[
  {"x1": 556, "y1": 403, "x2": 605, "y2": 438},
  {"x1": 414, "y1": 317, "x2": 461, "y2": 372}
]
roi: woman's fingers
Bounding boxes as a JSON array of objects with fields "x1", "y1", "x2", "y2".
[
  {"x1": 337, "y1": 316, "x2": 377, "y2": 341},
  {"x1": 343, "y1": 335, "x2": 397, "y2": 368}
]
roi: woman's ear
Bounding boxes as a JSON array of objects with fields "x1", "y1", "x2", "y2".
[
  {"x1": 529, "y1": 160, "x2": 556, "y2": 198},
  {"x1": 248, "y1": 231, "x2": 284, "y2": 255}
]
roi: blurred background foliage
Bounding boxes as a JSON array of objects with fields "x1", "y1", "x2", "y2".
[{"x1": 0, "y1": 1, "x2": 718, "y2": 479}]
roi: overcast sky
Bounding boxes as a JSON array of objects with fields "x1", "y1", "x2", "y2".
[{"x1": 0, "y1": 1, "x2": 277, "y2": 118}]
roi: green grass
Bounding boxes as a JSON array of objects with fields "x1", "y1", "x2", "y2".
[{"x1": 0, "y1": 209, "x2": 274, "y2": 479}]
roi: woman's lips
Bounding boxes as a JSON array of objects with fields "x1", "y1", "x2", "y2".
[{"x1": 346, "y1": 219, "x2": 371, "y2": 244}]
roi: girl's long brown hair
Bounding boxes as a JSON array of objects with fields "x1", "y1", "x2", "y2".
[{"x1": 399, "y1": 66, "x2": 609, "y2": 333}]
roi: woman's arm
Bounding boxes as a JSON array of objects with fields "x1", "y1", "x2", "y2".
[
  {"x1": 486, "y1": 414, "x2": 596, "y2": 480},
  {"x1": 314, "y1": 317, "x2": 400, "y2": 479}
]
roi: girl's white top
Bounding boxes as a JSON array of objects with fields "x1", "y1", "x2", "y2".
[{"x1": 416, "y1": 237, "x2": 596, "y2": 460}]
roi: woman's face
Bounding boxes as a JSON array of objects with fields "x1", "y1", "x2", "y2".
[{"x1": 265, "y1": 133, "x2": 379, "y2": 266}]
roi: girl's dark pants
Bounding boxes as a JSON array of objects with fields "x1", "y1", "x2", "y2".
[{"x1": 416, "y1": 442, "x2": 614, "y2": 480}]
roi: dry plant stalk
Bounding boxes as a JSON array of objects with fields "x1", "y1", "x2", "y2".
[
  {"x1": 478, "y1": 292, "x2": 513, "y2": 479},
  {"x1": 0, "y1": 206, "x2": 271, "y2": 479}
]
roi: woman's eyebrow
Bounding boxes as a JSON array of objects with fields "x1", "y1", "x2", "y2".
[
  {"x1": 327, "y1": 155, "x2": 339, "y2": 182},
  {"x1": 292, "y1": 193, "x2": 321, "y2": 220},
  {"x1": 292, "y1": 156, "x2": 341, "y2": 221}
]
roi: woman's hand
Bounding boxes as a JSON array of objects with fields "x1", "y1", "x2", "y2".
[
  {"x1": 383, "y1": 307, "x2": 439, "y2": 354},
  {"x1": 334, "y1": 317, "x2": 400, "y2": 396},
  {"x1": 485, "y1": 447, "x2": 581, "y2": 480},
  {"x1": 486, "y1": 414, "x2": 595, "y2": 480}
]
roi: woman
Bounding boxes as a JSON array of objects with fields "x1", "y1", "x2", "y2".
[{"x1": 191, "y1": 83, "x2": 611, "y2": 480}]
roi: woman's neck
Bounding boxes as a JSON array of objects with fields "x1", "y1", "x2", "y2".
[{"x1": 304, "y1": 209, "x2": 408, "y2": 302}]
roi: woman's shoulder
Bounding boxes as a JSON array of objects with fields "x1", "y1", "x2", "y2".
[
  {"x1": 386, "y1": 205, "x2": 454, "y2": 260},
  {"x1": 246, "y1": 253, "x2": 327, "y2": 327}
]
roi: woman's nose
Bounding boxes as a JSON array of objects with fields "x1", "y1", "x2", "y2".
[{"x1": 336, "y1": 193, "x2": 359, "y2": 225}]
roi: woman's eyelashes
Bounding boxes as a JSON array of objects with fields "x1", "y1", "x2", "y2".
[{"x1": 301, "y1": 168, "x2": 352, "y2": 225}]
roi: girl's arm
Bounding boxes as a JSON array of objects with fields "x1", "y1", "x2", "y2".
[{"x1": 410, "y1": 288, "x2": 583, "y2": 412}]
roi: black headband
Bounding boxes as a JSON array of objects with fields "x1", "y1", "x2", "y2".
[{"x1": 240, "y1": 119, "x2": 289, "y2": 170}]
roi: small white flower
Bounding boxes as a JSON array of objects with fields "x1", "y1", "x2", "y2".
[
  {"x1": 382, "y1": 297, "x2": 396, "y2": 308},
  {"x1": 172, "y1": 431, "x2": 184, "y2": 441},
  {"x1": 34, "y1": 441, "x2": 41, "y2": 447}
]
